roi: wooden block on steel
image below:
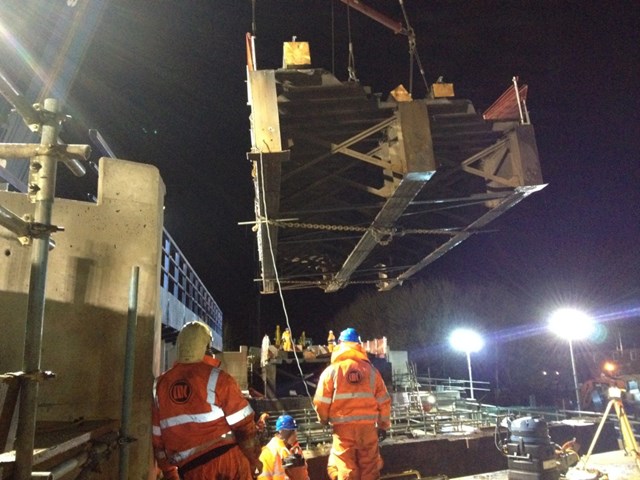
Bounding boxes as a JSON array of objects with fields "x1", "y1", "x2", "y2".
[{"x1": 431, "y1": 82, "x2": 455, "y2": 98}]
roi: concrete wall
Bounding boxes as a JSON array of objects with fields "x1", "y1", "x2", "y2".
[
  {"x1": 0, "y1": 157, "x2": 165, "y2": 479},
  {"x1": 219, "y1": 346, "x2": 249, "y2": 391}
]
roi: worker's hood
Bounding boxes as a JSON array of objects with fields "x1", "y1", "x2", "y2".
[
  {"x1": 175, "y1": 354, "x2": 221, "y2": 368},
  {"x1": 331, "y1": 341, "x2": 369, "y2": 364}
]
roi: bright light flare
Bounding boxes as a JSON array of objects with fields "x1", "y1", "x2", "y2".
[
  {"x1": 548, "y1": 307, "x2": 594, "y2": 341},
  {"x1": 603, "y1": 361, "x2": 617, "y2": 374},
  {"x1": 449, "y1": 328, "x2": 484, "y2": 353}
]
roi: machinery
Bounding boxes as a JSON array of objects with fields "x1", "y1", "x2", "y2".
[
  {"x1": 579, "y1": 386, "x2": 640, "y2": 473},
  {"x1": 580, "y1": 359, "x2": 640, "y2": 413},
  {"x1": 502, "y1": 416, "x2": 579, "y2": 480},
  {"x1": 505, "y1": 417, "x2": 560, "y2": 480}
]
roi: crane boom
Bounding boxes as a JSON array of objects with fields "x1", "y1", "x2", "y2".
[{"x1": 340, "y1": 0, "x2": 408, "y2": 35}]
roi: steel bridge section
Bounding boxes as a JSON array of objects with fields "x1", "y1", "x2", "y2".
[{"x1": 247, "y1": 68, "x2": 545, "y2": 293}]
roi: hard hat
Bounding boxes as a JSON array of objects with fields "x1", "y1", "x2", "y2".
[
  {"x1": 275, "y1": 414, "x2": 298, "y2": 432},
  {"x1": 338, "y1": 327, "x2": 360, "y2": 343},
  {"x1": 177, "y1": 320, "x2": 212, "y2": 363}
]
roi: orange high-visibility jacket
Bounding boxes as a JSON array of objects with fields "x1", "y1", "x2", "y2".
[
  {"x1": 313, "y1": 342, "x2": 391, "y2": 429},
  {"x1": 258, "y1": 436, "x2": 288, "y2": 480},
  {"x1": 258, "y1": 437, "x2": 308, "y2": 480},
  {"x1": 152, "y1": 356, "x2": 256, "y2": 471}
]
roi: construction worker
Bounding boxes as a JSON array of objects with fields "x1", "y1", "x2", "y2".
[
  {"x1": 258, "y1": 414, "x2": 309, "y2": 480},
  {"x1": 327, "y1": 330, "x2": 336, "y2": 352},
  {"x1": 152, "y1": 320, "x2": 262, "y2": 480},
  {"x1": 281, "y1": 327, "x2": 293, "y2": 352},
  {"x1": 313, "y1": 327, "x2": 391, "y2": 480}
]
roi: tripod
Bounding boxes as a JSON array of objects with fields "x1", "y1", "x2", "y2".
[{"x1": 580, "y1": 394, "x2": 640, "y2": 471}]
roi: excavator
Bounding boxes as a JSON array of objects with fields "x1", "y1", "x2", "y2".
[{"x1": 580, "y1": 361, "x2": 640, "y2": 414}]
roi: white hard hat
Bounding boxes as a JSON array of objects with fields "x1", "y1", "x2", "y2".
[{"x1": 177, "y1": 320, "x2": 212, "y2": 363}]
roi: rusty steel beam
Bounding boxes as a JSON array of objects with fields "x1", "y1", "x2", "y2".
[{"x1": 340, "y1": 0, "x2": 407, "y2": 35}]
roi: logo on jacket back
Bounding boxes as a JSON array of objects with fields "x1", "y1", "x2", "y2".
[
  {"x1": 169, "y1": 380, "x2": 192, "y2": 403},
  {"x1": 346, "y1": 367, "x2": 363, "y2": 384}
]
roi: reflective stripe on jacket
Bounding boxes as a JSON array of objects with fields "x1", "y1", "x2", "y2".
[
  {"x1": 313, "y1": 342, "x2": 391, "y2": 429},
  {"x1": 257, "y1": 436, "x2": 288, "y2": 480},
  {"x1": 152, "y1": 356, "x2": 255, "y2": 470}
]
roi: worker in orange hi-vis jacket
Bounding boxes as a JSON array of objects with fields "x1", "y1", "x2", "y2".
[
  {"x1": 258, "y1": 414, "x2": 309, "y2": 480},
  {"x1": 313, "y1": 327, "x2": 391, "y2": 480},
  {"x1": 152, "y1": 321, "x2": 262, "y2": 480}
]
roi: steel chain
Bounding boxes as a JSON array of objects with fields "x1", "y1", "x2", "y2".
[
  {"x1": 263, "y1": 219, "x2": 456, "y2": 237},
  {"x1": 270, "y1": 279, "x2": 385, "y2": 286}
]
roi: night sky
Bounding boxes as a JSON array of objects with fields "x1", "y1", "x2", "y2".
[{"x1": 10, "y1": 1, "x2": 639, "y2": 349}]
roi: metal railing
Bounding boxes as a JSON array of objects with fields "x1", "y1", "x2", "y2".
[
  {"x1": 256, "y1": 397, "x2": 502, "y2": 452},
  {"x1": 160, "y1": 229, "x2": 222, "y2": 339}
]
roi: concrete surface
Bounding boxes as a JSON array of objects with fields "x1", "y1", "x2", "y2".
[
  {"x1": 451, "y1": 450, "x2": 640, "y2": 480},
  {"x1": 0, "y1": 157, "x2": 165, "y2": 480}
]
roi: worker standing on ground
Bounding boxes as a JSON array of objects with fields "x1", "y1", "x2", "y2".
[
  {"x1": 281, "y1": 327, "x2": 293, "y2": 352},
  {"x1": 152, "y1": 320, "x2": 262, "y2": 480},
  {"x1": 313, "y1": 327, "x2": 391, "y2": 480},
  {"x1": 258, "y1": 414, "x2": 309, "y2": 480},
  {"x1": 327, "y1": 329, "x2": 336, "y2": 352}
]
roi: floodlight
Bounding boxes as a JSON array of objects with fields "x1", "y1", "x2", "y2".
[
  {"x1": 548, "y1": 307, "x2": 594, "y2": 412},
  {"x1": 449, "y1": 328, "x2": 484, "y2": 353},
  {"x1": 548, "y1": 307, "x2": 594, "y2": 340},
  {"x1": 450, "y1": 328, "x2": 484, "y2": 400}
]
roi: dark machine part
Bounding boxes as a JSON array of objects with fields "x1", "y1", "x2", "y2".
[
  {"x1": 506, "y1": 417, "x2": 560, "y2": 480},
  {"x1": 283, "y1": 453, "x2": 305, "y2": 468}
]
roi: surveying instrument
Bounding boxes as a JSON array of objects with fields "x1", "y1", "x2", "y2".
[{"x1": 579, "y1": 386, "x2": 640, "y2": 472}]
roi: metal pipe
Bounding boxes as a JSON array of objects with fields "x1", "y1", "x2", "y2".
[
  {"x1": 47, "y1": 449, "x2": 89, "y2": 478},
  {"x1": 0, "y1": 144, "x2": 89, "y2": 177},
  {"x1": 32, "y1": 435, "x2": 112, "y2": 480},
  {"x1": 0, "y1": 70, "x2": 41, "y2": 130},
  {"x1": 0, "y1": 144, "x2": 91, "y2": 161},
  {"x1": 466, "y1": 352, "x2": 475, "y2": 400},
  {"x1": 0, "y1": 204, "x2": 31, "y2": 237},
  {"x1": 119, "y1": 266, "x2": 140, "y2": 480},
  {"x1": 569, "y1": 339, "x2": 582, "y2": 412},
  {"x1": 14, "y1": 98, "x2": 60, "y2": 480},
  {"x1": 512, "y1": 76, "x2": 525, "y2": 124}
]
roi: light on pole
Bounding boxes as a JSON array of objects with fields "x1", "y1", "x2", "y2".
[
  {"x1": 548, "y1": 307, "x2": 594, "y2": 412},
  {"x1": 450, "y1": 328, "x2": 484, "y2": 400}
]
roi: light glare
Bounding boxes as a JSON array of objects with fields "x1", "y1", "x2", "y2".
[
  {"x1": 450, "y1": 328, "x2": 483, "y2": 353},
  {"x1": 548, "y1": 307, "x2": 594, "y2": 340}
]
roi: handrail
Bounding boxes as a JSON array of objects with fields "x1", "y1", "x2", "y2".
[{"x1": 160, "y1": 228, "x2": 222, "y2": 337}]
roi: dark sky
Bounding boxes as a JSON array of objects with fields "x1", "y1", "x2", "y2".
[{"x1": 49, "y1": 1, "x2": 640, "y2": 346}]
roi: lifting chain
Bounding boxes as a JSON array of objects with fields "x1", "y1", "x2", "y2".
[
  {"x1": 262, "y1": 218, "x2": 457, "y2": 246},
  {"x1": 272, "y1": 278, "x2": 387, "y2": 286}
]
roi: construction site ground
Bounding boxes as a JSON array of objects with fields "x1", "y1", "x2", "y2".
[
  {"x1": 303, "y1": 421, "x2": 619, "y2": 480},
  {"x1": 451, "y1": 450, "x2": 640, "y2": 480}
]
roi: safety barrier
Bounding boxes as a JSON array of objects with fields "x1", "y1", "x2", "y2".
[{"x1": 160, "y1": 229, "x2": 223, "y2": 339}]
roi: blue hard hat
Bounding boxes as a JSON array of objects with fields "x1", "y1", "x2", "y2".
[
  {"x1": 275, "y1": 414, "x2": 297, "y2": 432},
  {"x1": 338, "y1": 327, "x2": 360, "y2": 343}
]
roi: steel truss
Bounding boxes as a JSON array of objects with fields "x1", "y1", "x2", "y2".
[{"x1": 247, "y1": 68, "x2": 545, "y2": 293}]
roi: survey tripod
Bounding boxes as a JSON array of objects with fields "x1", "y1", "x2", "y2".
[{"x1": 580, "y1": 389, "x2": 640, "y2": 472}]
